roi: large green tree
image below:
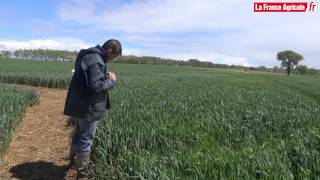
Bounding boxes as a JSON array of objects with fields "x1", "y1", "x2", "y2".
[{"x1": 277, "y1": 50, "x2": 303, "y2": 76}]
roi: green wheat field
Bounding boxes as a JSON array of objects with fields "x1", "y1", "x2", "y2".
[{"x1": 1, "y1": 59, "x2": 320, "y2": 179}]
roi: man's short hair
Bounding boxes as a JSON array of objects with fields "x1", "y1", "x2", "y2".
[{"x1": 102, "y1": 39, "x2": 122, "y2": 56}]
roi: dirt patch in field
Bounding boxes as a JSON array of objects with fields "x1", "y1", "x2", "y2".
[{"x1": 0, "y1": 85, "x2": 74, "y2": 179}]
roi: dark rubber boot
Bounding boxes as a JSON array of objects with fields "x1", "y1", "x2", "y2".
[{"x1": 75, "y1": 152, "x2": 90, "y2": 180}]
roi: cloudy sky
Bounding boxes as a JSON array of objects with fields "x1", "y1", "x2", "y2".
[{"x1": 0, "y1": 0, "x2": 319, "y2": 68}]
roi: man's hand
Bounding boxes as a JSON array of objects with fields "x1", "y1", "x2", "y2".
[{"x1": 106, "y1": 72, "x2": 117, "y2": 81}]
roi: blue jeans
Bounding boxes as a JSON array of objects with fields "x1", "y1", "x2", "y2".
[{"x1": 71, "y1": 118, "x2": 98, "y2": 154}]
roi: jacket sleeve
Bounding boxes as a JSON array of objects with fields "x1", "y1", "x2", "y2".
[{"x1": 86, "y1": 63, "x2": 116, "y2": 94}]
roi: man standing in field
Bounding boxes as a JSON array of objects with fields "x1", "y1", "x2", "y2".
[{"x1": 64, "y1": 39, "x2": 122, "y2": 179}]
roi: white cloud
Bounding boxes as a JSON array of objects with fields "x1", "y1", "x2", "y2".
[
  {"x1": 0, "y1": 0, "x2": 316, "y2": 68},
  {"x1": 55, "y1": 0, "x2": 320, "y2": 67},
  {"x1": 58, "y1": 0, "x2": 320, "y2": 33},
  {"x1": 0, "y1": 37, "x2": 145, "y2": 59},
  {"x1": 122, "y1": 48, "x2": 146, "y2": 56},
  {"x1": 58, "y1": 0, "x2": 246, "y2": 33},
  {"x1": 0, "y1": 38, "x2": 93, "y2": 51}
]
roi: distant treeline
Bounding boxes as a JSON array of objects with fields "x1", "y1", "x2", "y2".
[
  {"x1": 0, "y1": 49, "x2": 244, "y2": 69},
  {"x1": 0, "y1": 49, "x2": 78, "y2": 61},
  {"x1": 115, "y1": 55, "x2": 247, "y2": 69},
  {"x1": 0, "y1": 49, "x2": 318, "y2": 74},
  {"x1": 248, "y1": 65, "x2": 319, "y2": 75}
]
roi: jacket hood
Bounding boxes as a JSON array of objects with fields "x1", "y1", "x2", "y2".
[{"x1": 78, "y1": 45, "x2": 108, "y2": 61}]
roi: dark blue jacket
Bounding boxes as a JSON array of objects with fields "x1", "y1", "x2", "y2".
[{"x1": 64, "y1": 45, "x2": 116, "y2": 121}]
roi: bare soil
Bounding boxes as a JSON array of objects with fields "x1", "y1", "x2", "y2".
[{"x1": 0, "y1": 85, "x2": 75, "y2": 180}]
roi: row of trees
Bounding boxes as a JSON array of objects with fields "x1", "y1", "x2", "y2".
[
  {"x1": 0, "y1": 49, "x2": 78, "y2": 61},
  {"x1": 269, "y1": 65, "x2": 318, "y2": 75},
  {"x1": 295, "y1": 65, "x2": 319, "y2": 75},
  {"x1": 0, "y1": 50, "x2": 11, "y2": 59},
  {"x1": 0, "y1": 49, "x2": 245, "y2": 69},
  {"x1": 113, "y1": 55, "x2": 245, "y2": 69},
  {"x1": 1, "y1": 49, "x2": 318, "y2": 75}
]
